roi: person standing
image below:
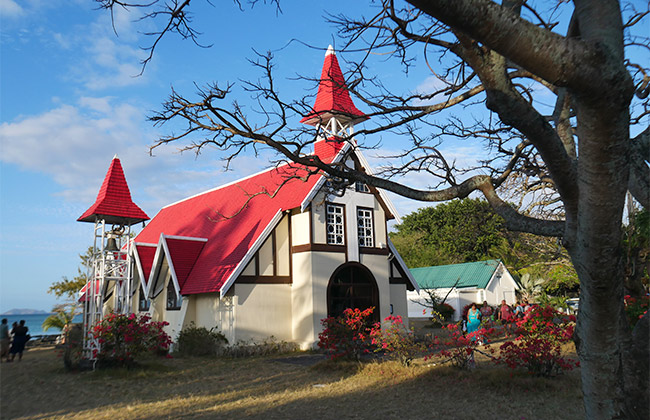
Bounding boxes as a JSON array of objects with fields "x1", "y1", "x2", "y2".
[
  {"x1": 9, "y1": 320, "x2": 29, "y2": 362},
  {"x1": 480, "y1": 301, "x2": 493, "y2": 323},
  {"x1": 514, "y1": 301, "x2": 526, "y2": 318},
  {"x1": 467, "y1": 303, "x2": 482, "y2": 335},
  {"x1": 0, "y1": 319, "x2": 9, "y2": 362},
  {"x1": 498, "y1": 299, "x2": 514, "y2": 336}
]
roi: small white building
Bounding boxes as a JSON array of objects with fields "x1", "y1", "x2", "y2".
[{"x1": 407, "y1": 260, "x2": 518, "y2": 321}]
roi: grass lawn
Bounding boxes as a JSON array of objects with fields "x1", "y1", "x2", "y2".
[{"x1": 0, "y1": 344, "x2": 584, "y2": 420}]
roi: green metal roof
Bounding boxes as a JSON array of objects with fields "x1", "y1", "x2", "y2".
[{"x1": 409, "y1": 260, "x2": 501, "y2": 289}]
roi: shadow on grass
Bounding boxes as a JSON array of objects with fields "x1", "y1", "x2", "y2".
[{"x1": 0, "y1": 348, "x2": 583, "y2": 420}]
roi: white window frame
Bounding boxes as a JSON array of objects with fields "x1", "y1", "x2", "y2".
[
  {"x1": 326, "y1": 204, "x2": 345, "y2": 245},
  {"x1": 357, "y1": 207, "x2": 374, "y2": 247}
]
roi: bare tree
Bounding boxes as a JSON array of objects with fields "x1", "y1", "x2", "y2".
[{"x1": 95, "y1": 0, "x2": 649, "y2": 418}]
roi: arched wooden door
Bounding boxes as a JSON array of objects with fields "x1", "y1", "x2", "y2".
[{"x1": 327, "y1": 263, "x2": 380, "y2": 322}]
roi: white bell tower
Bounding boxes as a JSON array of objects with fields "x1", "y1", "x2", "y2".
[{"x1": 77, "y1": 155, "x2": 149, "y2": 363}]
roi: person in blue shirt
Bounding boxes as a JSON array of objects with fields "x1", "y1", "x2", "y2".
[{"x1": 467, "y1": 303, "x2": 482, "y2": 336}]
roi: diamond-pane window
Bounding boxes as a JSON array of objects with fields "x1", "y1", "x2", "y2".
[
  {"x1": 357, "y1": 208, "x2": 373, "y2": 247},
  {"x1": 326, "y1": 204, "x2": 345, "y2": 245}
]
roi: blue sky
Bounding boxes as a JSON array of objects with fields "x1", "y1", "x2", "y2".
[
  {"x1": 1, "y1": 1, "x2": 646, "y2": 313},
  {"x1": 0, "y1": 0, "x2": 453, "y2": 312}
]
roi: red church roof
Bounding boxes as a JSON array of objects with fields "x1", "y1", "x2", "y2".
[
  {"x1": 134, "y1": 150, "x2": 344, "y2": 296},
  {"x1": 78, "y1": 156, "x2": 149, "y2": 225},
  {"x1": 300, "y1": 45, "x2": 368, "y2": 127}
]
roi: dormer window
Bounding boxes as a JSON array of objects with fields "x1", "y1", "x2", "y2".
[
  {"x1": 357, "y1": 208, "x2": 374, "y2": 247},
  {"x1": 326, "y1": 204, "x2": 345, "y2": 245},
  {"x1": 355, "y1": 182, "x2": 370, "y2": 193},
  {"x1": 166, "y1": 280, "x2": 180, "y2": 310}
]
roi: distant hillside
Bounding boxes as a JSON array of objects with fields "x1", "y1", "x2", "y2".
[{"x1": 0, "y1": 308, "x2": 50, "y2": 315}]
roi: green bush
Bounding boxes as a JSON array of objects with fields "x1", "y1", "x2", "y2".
[{"x1": 175, "y1": 323, "x2": 228, "y2": 357}]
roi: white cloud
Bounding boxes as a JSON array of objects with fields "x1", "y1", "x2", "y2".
[
  {"x1": 73, "y1": 32, "x2": 148, "y2": 90},
  {"x1": 0, "y1": 0, "x2": 24, "y2": 17},
  {"x1": 52, "y1": 32, "x2": 71, "y2": 49},
  {"x1": 0, "y1": 100, "x2": 145, "y2": 195},
  {"x1": 412, "y1": 76, "x2": 452, "y2": 106},
  {"x1": 0, "y1": 97, "x2": 268, "y2": 214}
]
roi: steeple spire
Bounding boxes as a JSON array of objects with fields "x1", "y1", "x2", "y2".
[
  {"x1": 78, "y1": 156, "x2": 149, "y2": 226},
  {"x1": 300, "y1": 45, "x2": 368, "y2": 132}
]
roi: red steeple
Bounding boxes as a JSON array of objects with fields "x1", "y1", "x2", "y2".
[
  {"x1": 78, "y1": 155, "x2": 149, "y2": 226},
  {"x1": 300, "y1": 45, "x2": 368, "y2": 127}
]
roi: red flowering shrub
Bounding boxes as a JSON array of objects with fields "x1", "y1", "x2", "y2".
[
  {"x1": 427, "y1": 323, "x2": 495, "y2": 370},
  {"x1": 369, "y1": 315, "x2": 423, "y2": 366},
  {"x1": 318, "y1": 307, "x2": 375, "y2": 361},
  {"x1": 496, "y1": 305, "x2": 577, "y2": 376},
  {"x1": 92, "y1": 312, "x2": 172, "y2": 366},
  {"x1": 624, "y1": 294, "x2": 649, "y2": 327}
]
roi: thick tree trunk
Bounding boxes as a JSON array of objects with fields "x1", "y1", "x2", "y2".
[
  {"x1": 570, "y1": 90, "x2": 635, "y2": 418},
  {"x1": 623, "y1": 313, "x2": 650, "y2": 419}
]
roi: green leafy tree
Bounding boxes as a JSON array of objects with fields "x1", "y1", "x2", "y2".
[
  {"x1": 518, "y1": 273, "x2": 546, "y2": 303},
  {"x1": 48, "y1": 247, "x2": 92, "y2": 300},
  {"x1": 42, "y1": 303, "x2": 79, "y2": 332},
  {"x1": 623, "y1": 206, "x2": 650, "y2": 297},
  {"x1": 390, "y1": 198, "x2": 508, "y2": 267},
  {"x1": 43, "y1": 247, "x2": 91, "y2": 333},
  {"x1": 544, "y1": 264, "x2": 580, "y2": 297}
]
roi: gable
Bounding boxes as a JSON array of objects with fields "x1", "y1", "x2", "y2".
[
  {"x1": 239, "y1": 213, "x2": 291, "y2": 280},
  {"x1": 133, "y1": 242, "x2": 157, "y2": 292},
  {"x1": 388, "y1": 238, "x2": 419, "y2": 291},
  {"x1": 136, "y1": 156, "x2": 341, "y2": 296}
]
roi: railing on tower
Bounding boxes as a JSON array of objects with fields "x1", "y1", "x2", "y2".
[{"x1": 82, "y1": 220, "x2": 133, "y2": 363}]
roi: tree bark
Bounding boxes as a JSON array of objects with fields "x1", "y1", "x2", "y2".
[{"x1": 404, "y1": 1, "x2": 643, "y2": 418}]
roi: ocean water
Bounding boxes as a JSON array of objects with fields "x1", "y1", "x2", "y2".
[{"x1": 1, "y1": 313, "x2": 83, "y2": 336}]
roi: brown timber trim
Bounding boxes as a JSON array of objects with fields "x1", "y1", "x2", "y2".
[
  {"x1": 359, "y1": 247, "x2": 390, "y2": 255},
  {"x1": 292, "y1": 243, "x2": 346, "y2": 254},
  {"x1": 390, "y1": 260, "x2": 415, "y2": 291},
  {"x1": 392, "y1": 259, "x2": 409, "y2": 279},
  {"x1": 308, "y1": 204, "x2": 313, "y2": 245},
  {"x1": 288, "y1": 211, "x2": 293, "y2": 280},
  {"x1": 272, "y1": 230, "x2": 277, "y2": 277},
  {"x1": 236, "y1": 275, "x2": 292, "y2": 284}
]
